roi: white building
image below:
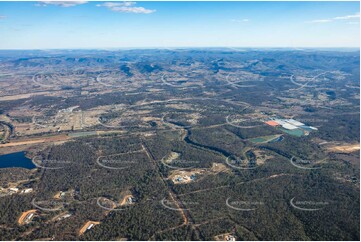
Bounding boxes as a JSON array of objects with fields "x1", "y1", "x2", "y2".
[
  {"x1": 274, "y1": 119, "x2": 287, "y2": 125},
  {"x1": 21, "y1": 188, "x2": 33, "y2": 194},
  {"x1": 9, "y1": 187, "x2": 19, "y2": 193},
  {"x1": 226, "y1": 235, "x2": 236, "y2": 241},
  {"x1": 285, "y1": 119, "x2": 305, "y2": 127},
  {"x1": 282, "y1": 123, "x2": 298, "y2": 130}
]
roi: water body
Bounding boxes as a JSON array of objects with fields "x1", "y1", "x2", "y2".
[{"x1": 0, "y1": 151, "x2": 35, "y2": 169}]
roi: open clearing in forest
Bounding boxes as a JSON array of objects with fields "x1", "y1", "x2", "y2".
[
  {"x1": 18, "y1": 209, "x2": 37, "y2": 225},
  {"x1": 326, "y1": 144, "x2": 360, "y2": 153},
  {"x1": 79, "y1": 221, "x2": 101, "y2": 235}
]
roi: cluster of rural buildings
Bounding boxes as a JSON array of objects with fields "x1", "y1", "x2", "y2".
[
  {"x1": 173, "y1": 173, "x2": 197, "y2": 184},
  {"x1": 0, "y1": 187, "x2": 33, "y2": 197}
]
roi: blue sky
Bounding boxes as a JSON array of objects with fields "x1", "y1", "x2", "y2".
[{"x1": 0, "y1": 1, "x2": 359, "y2": 49}]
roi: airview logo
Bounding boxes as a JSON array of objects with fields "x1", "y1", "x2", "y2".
[
  {"x1": 290, "y1": 197, "x2": 329, "y2": 211},
  {"x1": 226, "y1": 197, "x2": 264, "y2": 211},
  {"x1": 32, "y1": 156, "x2": 72, "y2": 170}
]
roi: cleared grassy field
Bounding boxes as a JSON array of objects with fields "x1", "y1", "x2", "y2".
[{"x1": 249, "y1": 134, "x2": 283, "y2": 144}]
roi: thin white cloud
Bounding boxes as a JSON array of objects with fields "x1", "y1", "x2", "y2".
[
  {"x1": 0, "y1": 15, "x2": 6, "y2": 19},
  {"x1": 307, "y1": 19, "x2": 333, "y2": 23},
  {"x1": 231, "y1": 19, "x2": 250, "y2": 23},
  {"x1": 36, "y1": 1, "x2": 88, "y2": 7},
  {"x1": 307, "y1": 12, "x2": 360, "y2": 24},
  {"x1": 97, "y1": 1, "x2": 156, "y2": 14},
  {"x1": 333, "y1": 13, "x2": 360, "y2": 20}
]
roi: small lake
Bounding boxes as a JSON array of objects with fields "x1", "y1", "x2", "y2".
[{"x1": 0, "y1": 151, "x2": 36, "y2": 169}]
